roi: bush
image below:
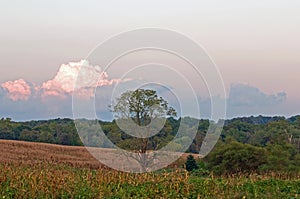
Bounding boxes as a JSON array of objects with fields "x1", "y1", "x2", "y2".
[
  {"x1": 185, "y1": 155, "x2": 199, "y2": 172},
  {"x1": 206, "y1": 140, "x2": 267, "y2": 174}
]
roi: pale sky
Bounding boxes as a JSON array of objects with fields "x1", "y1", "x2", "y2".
[{"x1": 0, "y1": 0, "x2": 299, "y2": 120}]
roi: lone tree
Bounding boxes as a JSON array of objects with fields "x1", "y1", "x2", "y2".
[{"x1": 111, "y1": 89, "x2": 176, "y2": 171}]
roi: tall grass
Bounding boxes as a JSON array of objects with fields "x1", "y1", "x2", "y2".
[{"x1": 1, "y1": 163, "x2": 300, "y2": 198}]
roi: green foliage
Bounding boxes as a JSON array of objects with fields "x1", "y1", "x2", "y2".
[
  {"x1": 206, "y1": 140, "x2": 267, "y2": 174},
  {"x1": 112, "y1": 89, "x2": 177, "y2": 124},
  {"x1": 0, "y1": 118, "x2": 82, "y2": 146},
  {"x1": 185, "y1": 155, "x2": 199, "y2": 172},
  {"x1": 190, "y1": 161, "x2": 210, "y2": 177},
  {"x1": 260, "y1": 143, "x2": 300, "y2": 172},
  {"x1": 189, "y1": 176, "x2": 300, "y2": 198}
]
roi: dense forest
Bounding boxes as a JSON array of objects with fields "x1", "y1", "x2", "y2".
[{"x1": 1, "y1": 115, "x2": 300, "y2": 174}]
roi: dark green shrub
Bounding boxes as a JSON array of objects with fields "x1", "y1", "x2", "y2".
[{"x1": 185, "y1": 155, "x2": 199, "y2": 172}]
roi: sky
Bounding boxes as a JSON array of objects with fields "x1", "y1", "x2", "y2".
[{"x1": 0, "y1": 0, "x2": 299, "y2": 121}]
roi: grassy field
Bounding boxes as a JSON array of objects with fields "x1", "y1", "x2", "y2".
[{"x1": 0, "y1": 140, "x2": 300, "y2": 198}]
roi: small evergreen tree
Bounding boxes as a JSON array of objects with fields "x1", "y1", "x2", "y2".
[{"x1": 185, "y1": 155, "x2": 199, "y2": 172}]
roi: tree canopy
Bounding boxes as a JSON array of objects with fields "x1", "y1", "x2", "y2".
[{"x1": 112, "y1": 89, "x2": 176, "y2": 125}]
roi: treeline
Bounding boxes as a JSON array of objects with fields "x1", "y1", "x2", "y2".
[
  {"x1": 205, "y1": 115, "x2": 300, "y2": 174},
  {"x1": 0, "y1": 118, "x2": 82, "y2": 146},
  {"x1": 1, "y1": 115, "x2": 300, "y2": 173}
]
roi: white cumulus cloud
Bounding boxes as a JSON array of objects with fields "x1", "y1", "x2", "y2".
[{"x1": 41, "y1": 60, "x2": 122, "y2": 98}]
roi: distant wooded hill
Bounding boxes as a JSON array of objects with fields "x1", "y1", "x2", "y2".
[
  {"x1": 0, "y1": 115, "x2": 299, "y2": 152},
  {"x1": 1, "y1": 115, "x2": 300, "y2": 173}
]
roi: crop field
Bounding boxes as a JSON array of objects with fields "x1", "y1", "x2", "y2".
[{"x1": 0, "y1": 140, "x2": 300, "y2": 198}]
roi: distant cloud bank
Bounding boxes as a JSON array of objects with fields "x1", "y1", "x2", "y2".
[
  {"x1": 226, "y1": 84, "x2": 288, "y2": 118},
  {"x1": 0, "y1": 60, "x2": 125, "y2": 120},
  {"x1": 228, "y1": 84, "x2": 287, "y2": 107},
  {"x1": 0, "y1": 60, "x2": 295, "y2": 120}
]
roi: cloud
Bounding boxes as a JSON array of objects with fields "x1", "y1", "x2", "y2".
[
  {"x1": 226, "y1": 83, "x2": 288, "y2": 118},
  {"x1": 188, "y1": 84, "x2": 289, "y2": 119},
  {"x1": 41, "y1": 60, "x2": 123, "y2": 98},
  {"x1": 0, "y1": 60, "x2": 128, "y2": 120},
  {"x1": 1, "y1": 60, "x2": 123, "y2": 101},
  {"x1": 228, "y1": 83, "x2": 287, "y2": 107},
  {"x1": 1, "y1": 79, "x2": 31, "y2": 101},
  {"x1": 0, "y1": 64, "x2": 295, "y2": 121}
]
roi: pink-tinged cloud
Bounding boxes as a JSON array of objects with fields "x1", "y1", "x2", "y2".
[
  {"x1": 0, "y1": 60, "x2": 129, "y2": 102},
  {"x1": 41, "y1": 60, "x2": 123, "y2": 98},
  {"x1": 1, "y1": 79, "x2": 31, "y2": 101}
]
